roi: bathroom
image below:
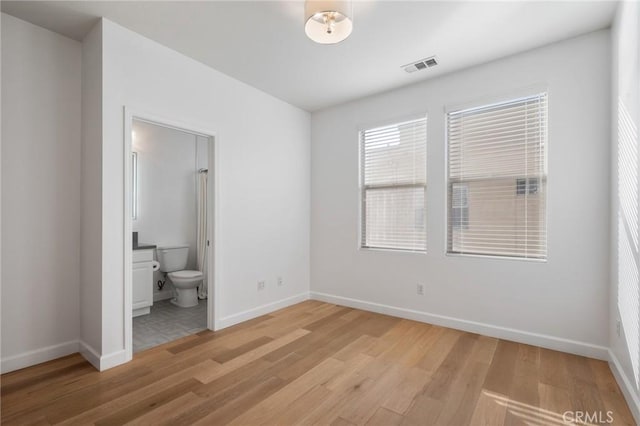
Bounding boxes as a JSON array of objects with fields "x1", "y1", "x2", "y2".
[{"x1": 131, "y1": 118, "x2": 210, "y2": 352}]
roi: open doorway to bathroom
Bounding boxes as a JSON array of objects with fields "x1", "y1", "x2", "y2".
[{"x1": 124, "y1": 114, "x2": 217, "y2": 357}]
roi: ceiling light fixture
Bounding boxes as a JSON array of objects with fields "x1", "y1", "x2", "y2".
[{"x1": 304, "y1": 0, "x2": 353, "y2": 44}]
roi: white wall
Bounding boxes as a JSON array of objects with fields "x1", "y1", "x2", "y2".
[
  {"x1": 132, "y1": 120, "x2": 206, "y2": 301},
  {"x1": 1, "y1": 14, "x2": 82, "y2": 372},
  {"x1": 610, "y1": 1, "x2": 640, "y2": 421},
  {"x1": 92, "y1": 19, "x2": 310, "y2": 362},
  {"x1": 0, "y1": 10, "x2": 622, "y2": 385},
  {"x1": 1, "y1": 7, "x2": 3, "y2": 371},
  {"x1": 80, "y1": 20, "x2": 103, "y2": 360},
  {"x1": 311, "y1": 30, "x2": 611, "y2": 357}
]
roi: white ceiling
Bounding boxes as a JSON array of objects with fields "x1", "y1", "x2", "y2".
[{"x1": 1, "y1": 1, "x2": 617, "y2": 111}]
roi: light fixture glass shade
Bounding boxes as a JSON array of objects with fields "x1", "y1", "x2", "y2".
[{"x1": 304, "y1": 0, "x2": 353, "y2": 44}]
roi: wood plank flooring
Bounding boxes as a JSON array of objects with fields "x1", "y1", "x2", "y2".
[{"x1": 1, "y1": 301, "x2": 635, "y2": 425}]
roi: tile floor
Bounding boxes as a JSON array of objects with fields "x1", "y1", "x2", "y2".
[{"x1": 133, "y1": 298, "x2": 207, "y2": 353}]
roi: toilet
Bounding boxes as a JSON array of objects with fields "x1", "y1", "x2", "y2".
[{"x1": 156, "y1": 245, "x2": 203, "y2": 308}]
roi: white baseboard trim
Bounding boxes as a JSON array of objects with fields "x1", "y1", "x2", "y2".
[
  {"x1": 1, "y1": 340, "x2": 80, "y2": 374},
  {"x1": 79, "y1": 341, "x2": 128, "y2": 371},
  {"x1": 608, "y1": 349, "x2": 640, "y2": 424},
  {"x1": 154, "y1": 292, "x2": 173, "y2": 302},
  {"x1": 79, "y1": 340, "x2": 101, "y2": 370},
  {"x1": 100, "y1": 349, "x2": 128, "y2": 371},
  {"x1": 217, "y1": 292, "x2": 310, "y2": 330},
  {"x1": 310, "y1": 292, "x2": 609, "y2": 360}
]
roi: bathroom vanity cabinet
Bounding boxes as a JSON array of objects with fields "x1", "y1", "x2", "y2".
[{"x1": 133, "y1": 249, "x2": 155, "y2": 317}]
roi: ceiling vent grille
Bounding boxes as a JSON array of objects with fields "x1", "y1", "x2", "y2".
[{"x1": 403, "y1": 56, "x2": 438, "y2": 73}]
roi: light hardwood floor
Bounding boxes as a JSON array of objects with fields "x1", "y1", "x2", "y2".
[{"x1": 1, "y1": 300, "x2": 635, "y2": 425}]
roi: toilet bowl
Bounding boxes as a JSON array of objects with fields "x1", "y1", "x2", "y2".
[
  {"x1": 168, "y1": 270, "x2": 203, "y2": 308},
  {"x1": 156, "y1": 245, "x2": 203, "y2": 308}
]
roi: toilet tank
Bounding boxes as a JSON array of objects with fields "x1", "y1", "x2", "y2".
[{"x1": 156, "y1": 245, "x2": 189, "y2": 272}]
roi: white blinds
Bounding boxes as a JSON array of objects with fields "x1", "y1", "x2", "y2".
[
  {"x1": 361, "y1": 118, "x2": 427, "y2": 251},
  {"x1": 447, "y1": 93, "x2": 547, "y2": 259}
]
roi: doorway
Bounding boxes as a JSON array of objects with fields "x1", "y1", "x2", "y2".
[{"x1": 123, "y1": 110, "x2": 218, "y2": 360}]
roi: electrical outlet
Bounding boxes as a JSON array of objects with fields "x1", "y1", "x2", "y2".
[
  {"x1": 257, "y1": 280, "x2": 266, "y2": 291},
  {"x1": 416, "y1": 283, "x2": 424, "y2": 296},
  {"x1": 277, "y1": 276, "x2": 283, "y2": 286},
  {"x1": 617, "y1": 320, "x2": 621, "y2": 337}
]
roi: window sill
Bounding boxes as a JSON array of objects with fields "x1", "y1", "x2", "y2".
[
  {"x1": 359, "y1": 247, "x2": 427, "y2": 255},
  {"x1": 445, "y1": 252, "x2": 547, "y2": 263}
]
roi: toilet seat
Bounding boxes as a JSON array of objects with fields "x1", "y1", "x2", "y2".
[{"x1": 168, "y1": 270, "x2": 203, "y2": 280}]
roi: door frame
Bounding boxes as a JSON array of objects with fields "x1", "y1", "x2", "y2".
[{"x1": 123, "y1": 106, "x2": 220, "y2": 362}]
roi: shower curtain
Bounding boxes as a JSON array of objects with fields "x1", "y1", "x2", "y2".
[{"x1": 197, "y1": 171, "x2": 208, "y2": 299}]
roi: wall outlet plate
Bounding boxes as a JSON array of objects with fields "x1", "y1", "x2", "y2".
[
  {"x1": 258, "y1": 280, "x2": 266, "y2": 291},
  {"x1": 417, "y1": 283, "x2": 425, "y2": 296},
  {"x1": 616, "y1": 320, "x2": 621, "y2": 337},
  {"x1": 277, "y1": 276, "x2": 283, "y2": 286}
]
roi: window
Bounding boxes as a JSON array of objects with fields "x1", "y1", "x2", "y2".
[
  {"x1": 360, "y1": 117, "x2": 427, "y2": 251},
  {"x1": 451, "y1": 183, "x2": 468, "y2": 229},
  {"x1": 516, "y1": 177, "x2": 539, "y2": 195},
  {"x1": 447, "y1": 93, "x2": 548, "y2": 259}
]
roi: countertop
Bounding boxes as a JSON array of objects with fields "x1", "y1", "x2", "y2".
[{"x1": 133, "y1": 243, "x2": 156, "y2": 250}]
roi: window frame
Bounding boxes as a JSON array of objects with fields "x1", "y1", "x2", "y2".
[
  {"x1": 358, "y1": 115, "x2": 428, "y2": 253},
  {"x1": 444, "y1": 90, "x2": 549, "y2": 262}
]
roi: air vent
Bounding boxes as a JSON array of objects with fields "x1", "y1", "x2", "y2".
[{"x1": 403, "y1": 56, "x2": 438, "y2": 73}]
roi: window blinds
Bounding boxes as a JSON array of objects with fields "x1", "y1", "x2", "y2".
[
  {"x1": 447, "y1": 93, "x2": 547, "y2": 259},
  {"x1": 361, "y1": 117, "x2": 427, "y2": 251}
]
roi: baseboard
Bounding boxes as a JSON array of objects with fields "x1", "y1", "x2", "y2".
[
  {"x1": 100, "y1": 349, "x2": 128, "y2": 371},
  {"x1": 217, "y1": 292, "x2": 310, "y2": 330},
  {"x1": 79, "y1": 340, "x2": 101, "y2": 370},
  {"x1": 153, "y1": 292, "x2": 173, "y2": 302},
  {"x1": 608, "y1": 349, "x2": 640, "y2": 424},
  {"x1": 79, "y1": 341, "x2": 128, "y2": 371},
  {"x1": 310, "y1": 292, "x2": 609, "y2": 360},
  {"x1": 1, "y1": 340, "x2": 80, "y2": 374}
]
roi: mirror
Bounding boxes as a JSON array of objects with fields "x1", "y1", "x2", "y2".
[{"x1": 132, "y1": 151, "x2": 138, "y2": 220}]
